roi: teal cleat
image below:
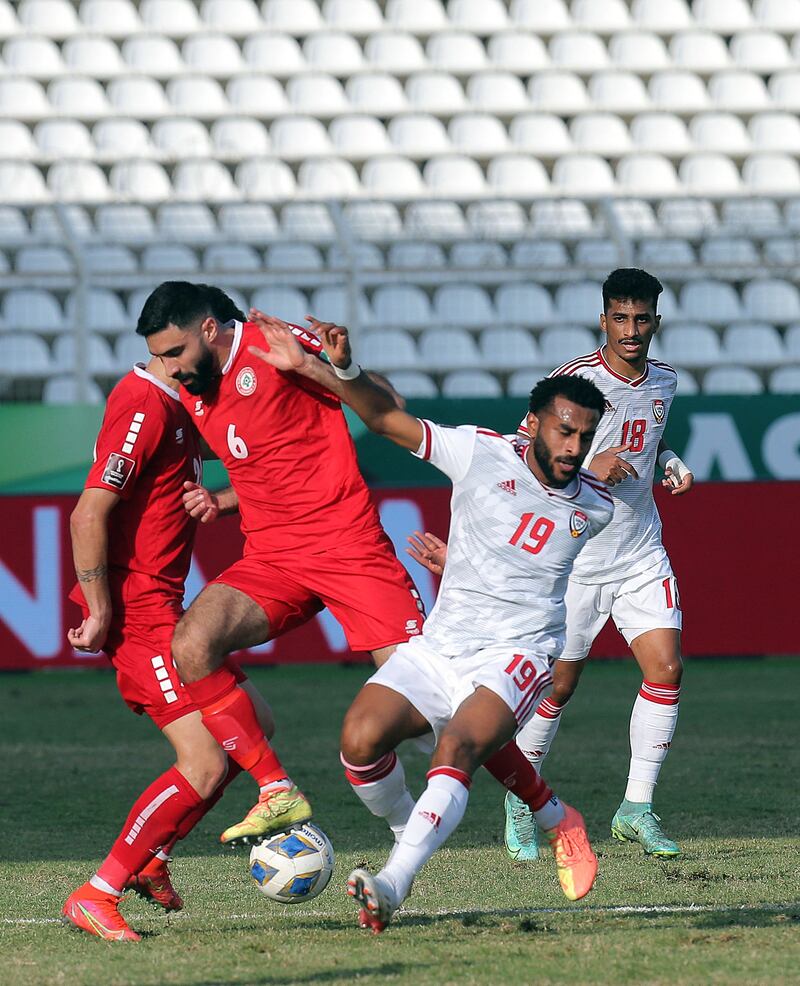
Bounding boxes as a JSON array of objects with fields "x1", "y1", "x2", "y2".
[
  {"x1": 504, "y1": 792, "x2": 540, "y2": 861},
  {"x1": 611, "y1": 800, "x2": 680, "y2": 857}
]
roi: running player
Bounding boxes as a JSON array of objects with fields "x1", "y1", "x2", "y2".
[
  {"x1": 61, "y1": 335, "x2": 276, "y2": 942},
  {"x1": 249, "y1": 315, "x2": 614, "y2": 932},
  {"x1": 136, "y1": 282, "x2": 425, "y2": 847}
]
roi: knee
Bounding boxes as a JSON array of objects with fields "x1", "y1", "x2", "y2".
[
  {"x1": 177, "y1": 745, "x2": 227, "y2": 800},
  {"x1": 650, "y1": 655, "x2": 683, "y2": 685},
  {"x1": 434, "y1": 732, "x2": 483, "y2": 774},
  {"x1": 551, "y1": 678, "x2": 578, "y2": 705},
  {"x1": 340, "y1": 709, "x2": 391, "y2": 766},
  {"x1": 171, "y1": 621, "x2": 215, "y2": 681}
]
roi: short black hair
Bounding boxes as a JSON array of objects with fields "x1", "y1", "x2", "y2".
[
  {"x1": 602, "y1": 268, "x2": 663, "y2": 313},
  {"x1": 528, "y1": 374, "x2": 606, "y2": 420},
  {"x1": 135, "y1": 281, "x2": 246, "y2": 337}
]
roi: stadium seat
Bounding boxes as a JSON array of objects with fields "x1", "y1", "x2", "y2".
[
  {"x1": 115, "y1": 334, "x2": 152, "y2": 370},
  {"x1": 573, "y1": 0, "x2": 632, "y2": 32},
  {"x1": 365, "y1": 32, "x2": 428, "y2": 74},
  {"x1": 487, "y1": 155, "x2": 549, "y2": 196},
  {"x1": 694, "y1": 0, "x2": 754, "y2": 33},
  {"x1": 359, "y1": 329, "x2": 419, "y2": 371},
  {"x1": 449, "y1": 114, "x2": 510, "y2": 157},
  {"x1": 279, "y1": 203, "x2": 336, "y2": 240},
  {"x1": 609, "y1": 31, "x2": 671, "y2": 72},
  {"x1": 442, "y1": 370, "x2": 503, "y2": 397},
  {"x1": 0, "y1": 208, "x2": 29, "y2": 244},
  {"x1": 629, "y1": 113, "x2": 693, "y2": 157},
  {"x1": 53, "y1": 334, "x2": 116, "y2": 374},
  {"x1": 590, "y1": 70, "x2": 652, "y2": 113},
  {"x1": 211, "y1": 117, "x2": 271, "y2": 159},
  {"x1": 328, "y1": 240, "x2": 384, "y2": 269},
  {"x1": 699, "y1": 237, "x2": 759, "y2": 266},
  {"x1": 785, "y1": 325, "x2": 800, "y2": 359},
  {"x1": 467, "y1": 73, "x2": 530, "y2": 115},
  {"x1": 310, "y1": 29, "x2": 371, "y2": 82},
  {"x1": 406, "y1": 71, "x2": 468, "y2": 115},
  {"x1": 18, "y1": 0, "x2": 79, "y2": 37},
  {"x1": 509, "y1": 114, "x2": 573, "y2": 157},
  {"x1": 342, "y1": 201, "x2": 403, "y2": 239},
  {"x1": 152, "y1": 119, "x2": 212, "y2": 159},
  {"x1": 649, "y1": 71, "x2": 711, "y2": 113},
  {"x1": 530, "y1": 199, "x2": 599, "y2": 238},
  {"x1": 0, "y1": 122, "x2": 35, "y2": 159},
  {"x1": 1, "y1": 334, "x2": 53, "y2": 378},
  {"x1": 4, "y1": 36, "x2": 65, "y2": 78},
  {"x1": 324, "y1": 0, "x2": 384, "y2": 35},
  {"x1": 34, "y1": 120, "x2": 93, "y2": 160},
  {"x1": 639, "y1": 237, "x2": 696, "y2": 267},
  {"x1": 703, "y1": 366, "x2": 763, "y2": 394},
  {"x1": 330, "y1": 116, "x2": 393, "y2": 159},
  {"x1": 84, "y1": 245, "x2": 138, "y2": 274},
  {"x1": 48, "y1": 77, "x2": 111, "y2": 120},
  {"x1": 200, "y1": 0, "x2": 262, "y2": 35},
  {"x1": 528, "y1": 72, "x2": 590, "y2": 114},
  {"x1": 156, "y1": 203, "x2": 217, "y2": 242},
  {"x1": 250, "y1": 286, "x2": 308, "y2": 325},
  {"x1": 372, "y1": 285, "x2": 433, "y2": 328},
  {"x1": 139, "y1": 0, "x2": 202, "y2": 35},
  {"x1": 218, "y1": 203, "x2": 280, "y2": 242},
  {"x1": 550, "y1": 31, "x2": 610, "y2": 73},
  {"x1": 743, "y1": 153, "x2": 800, "y2": 193},
  {"x1": 389, "y1": 114, "x2": 452, "y2": 158},
  {"x1": 142, "y1": 243, "x2": 201, "y2": 273},
  {"x1": 184, "y1": 31, "x2": 250, "y2": 75},
  {"x1": 80, "y1": 0, "x2": 143, "y2": 38},
  {"x1": 451, "y1": 240, "x2": 507, "y2": 268},
  {"x1": 121, "y1": 36, "x2": 185, "y2": 77},
  {"x1": 571, "y1": 113, "x2": 633, "y2": 156},
  {"x1": 784, "y1": 199, "x2": 800, "y2": 232},
  {"x1": 433, "y1": 284, "x2": 494, "y2": 327},
  {"x1": 539, "y1": 326, "x2": 599, "y2": 365},
  {"x1": 574, "y1": 240, "x2": 623, "y2": 269},
  {"x1": 680, "y1": 153, "x2": 743, "y2": 194},
  {"x1": 424, "y1": 155, "x2": 487, "y2": 198},
  {"x1": 553, "y1": 283, "x2": 603, "y2": 324},
  {"x1": 310, "y1": 286, "x2": 373, "y2": 326},
  {"x1": 659, "y1": 324, "x2": 722, "y2": 367},
  {"x1": 96, "y1": 204, "x2": 156, "y2": 244},
  {"x1": 680, "y1": 280, "x2": 744, "y2": 323},
  {"x1": 488, "y1": 32, "x2": 550, "y2": 74},
  {"x1": 722, "y1": 198, "x2": 783, "y2": 238},
  {"x1": 723, "y1": 324, "x2": 784, "y2": 365},
  {"x1": 610, "y1": 199, "x2": 659, "y2": 236},
  {"x1": 658, "y1": 198, "x2": 718, "y2": 238},
  {"x1": 750, "y1": 112, "x2": 800, "y2": 153},
  {"x1": 15, "y1": 246, "x2": 73, "y2": 274},
  {"x1": 552, "y1": 154, "x2": 616, "y2": 194},
  {"x1": 48, "y1": 161, "x2": 111, "y2": 202},
  {"x1": 510, "y1": 239, "x2": 569, "y2": 268},
  {"x1": 242, "y1": 33, "x2": 306, "y2": 76},
  {"x1": 509, "y1": 0, "x2": 571, "y2": 35},
  {"x1": 347, "y1": 73, "x2": 409, "y2": 116},
  {"x1": 386, "y1": 370, "x2": 438, "y2": 398},
  {"x1": 495, "y1": 283, "x2": 555, "y2": 325},
  {"x1": 507, "y1": 367, "x2": 555, "y2": 395},
  {"x1": 385, "y1": 0, "x2": 447, "y2": 34},
  {"x1": 466, "y1": 200, "x2": 528, "y2": 238},
  {"x1": 428, "y1": 31, "x2": 488, "y2": 74},
  {"x1": 108, "y1": 76, "x2": 171, "y2": 119},
  {"x1": 764, "y1": 237, "x2": 800, "y2": 265},
  {"x1": 631, "y1": 0, "x2": 692, "y2": 33},
  {"x1": 742, "y1": 279, "x2": 800, "y2": 323},
  {"x1": 235, "y1": 158, "x2": 297, "y2": 200},
  {"x1": 63, "y1": 35, "x2": 126, "y2": 78},
  {"x1": 711, "y1": 71, "x2": 770, "y2": 114},
  {"x1": 732, "y1": 30, "x2": 792, "y2": 72},
  {"x1": 418, "y1": 327, "x2": 481, "y2": 370},
  {"x1": 754, "y1": 0, "x2": 800, "y2": 31},
  {"x1": 43, "y1": 376, "x2": 104, "y2": 404},
  {"x1": 262, "y1": 0, "x2": 323, "y2": 34},
  {"x1": 405, "y1": 201, "x2": 468, "y2": 238},
  {"x1": 617, "y1": 153, "x2": 680, "y2": 194},
  {"x1": 670, "y1": 30, "x2": 731, "y2": 73},
  {"x1": 271, "y1": 117, "x2": 333, "y2": 160},
  {"x1": 70, "y1": 289, "x2": 130, "y2": 334},
  {"x1": 167, "y1": 77, "x2": 230, "y2": 118},
  {"x1": 449, "y1": 0, "x2": 509, "y2": 32},
  {"x1": 690, "y1": 112, "x2": 752, "y2": 156},
  {"x1": 287, "y1": 73, "x2": 350, "y2": 117},
  {"x1": 362, "y1": 155, "x2": 426, "y2": 198},
  {"x1": 31, "y1": 205, "x2": 92, "y2": 242},
  {"x1": 0, "y1": 79, "x2": 51, "y2": 121},
  {"x1": 267, "y1": 242, "x2": 324, "y2": 270},
  {"x1": 297, "y1": 157, "x2": 361, "y2": 198},
  {"x1": 479, "y1": 327, "x2": 540, "y2": 370},
  {"x1": 387, "y1": 241, "x2": 446, "y2": 269},
  {"x1": 93, "y1": 119, "x2": 155, "y2": 162},
  {"x1": 768, "y1": 366, "x2": 800, "y2": 393}
]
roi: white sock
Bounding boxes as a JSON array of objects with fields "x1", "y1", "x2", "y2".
[
  {"x1": 259, "y1": 777, "x2": 292, "y2": 795},
  {"x1": 380, "y1": 767, "x2": 471, "y2": 904},
  {"x1": 515, "y1": 696, "x2": 568, "y2": 769},
  {"x1": 625, "y1": 680, "x2": 681, "y2": 804},
  {"x1": 90, "y1": 875, "x2": 124, "y2": 897},
  {"x1": 341, "y1": 751, "x2": 415, "y2": 841},
  {"x1": 533, "y1": 796, "x2": 566, "y2": 832}
]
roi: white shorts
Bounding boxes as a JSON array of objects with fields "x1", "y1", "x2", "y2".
[
  {"x1": 560, "y1": 555, "x2": 683, "y2": 662},
  {"x1": 367, "y1": 635, "x2": 553, "y2": 740}
]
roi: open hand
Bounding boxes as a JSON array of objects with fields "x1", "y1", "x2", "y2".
[
  {"x1": 662, "y1": 468, "x2": 694, "y2": 496},
  {"x1": 406, "y1": 530, "x2": 447, "y2": 576},
  {"x1": 248, "y1": 309, "x2": 307, "y2": 371}
]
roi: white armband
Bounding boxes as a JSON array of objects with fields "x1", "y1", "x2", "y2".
[
  {"x1": 658, "y1": 449, "x2": 691, "y2": 486},
  {"x1": 332, "y1": 361, "x2": 362, "y2": 380}
]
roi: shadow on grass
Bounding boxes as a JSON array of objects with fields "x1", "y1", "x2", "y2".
[{"x1": 165, "y1": 962, "x2": 423, "y2": 986}]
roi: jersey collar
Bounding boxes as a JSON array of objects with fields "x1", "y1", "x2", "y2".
[
  {"x1": 221, "y1": 320, "x2": 243, "y2": 376},
  {"x1": 133, "y1": 362, "x2": 180, "y2": 400},
  {"x1": 598, "y1": 346, "x2": 649, "y2": 387}
]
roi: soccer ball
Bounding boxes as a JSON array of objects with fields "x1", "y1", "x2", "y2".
[{"x1": 249, "y1": 823, "x2": 334, "y2": 904}]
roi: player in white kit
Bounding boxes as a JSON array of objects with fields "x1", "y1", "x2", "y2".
[{"x1": 258, "y1": 315, "x2": 616, "y2": 932}]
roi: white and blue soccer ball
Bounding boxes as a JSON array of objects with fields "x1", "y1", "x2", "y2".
[{"x1": 249, "y1": 823, "x2": 334, "y2": 904}]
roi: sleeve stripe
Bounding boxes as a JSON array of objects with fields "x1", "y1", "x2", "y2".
[
  {"x1": 476, "y1": 428, "x2": 505, "y2": 439},
  {"x1": 420, "y1": 418, "x2": 432, "y2": 461}
]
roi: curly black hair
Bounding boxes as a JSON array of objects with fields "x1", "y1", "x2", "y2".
[
  {"x1": 602, "y1": 268, "x2": 663, "y2": 312},
  {"x1": 528, "y1": 374, "x2": 607, "y2": 419},
  {"x1": 136, "y1": 281, "x2": 246, "y2": 337}
]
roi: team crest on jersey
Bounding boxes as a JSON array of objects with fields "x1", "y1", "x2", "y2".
[
  {"x1": 236, "y1": 366, "x2": 257, "y2": 396},
  {"x1": 102, "y1": 452, "x2": 135, "y2": 491},
  {"x1": 652, "y1": 399, "x2": 665, "y2": 423},
  {"x1": 569, "y1": 509, "x2": 589, "y2": 538}
]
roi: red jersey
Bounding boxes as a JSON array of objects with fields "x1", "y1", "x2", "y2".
[
  {"x1": 180, "y1": 320, "x2": 384, "y2": 555},
  {"x1": 70, "y1": 364, "x2": 202, "y2": 618}
]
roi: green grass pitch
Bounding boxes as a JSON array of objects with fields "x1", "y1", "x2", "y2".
[{"x1": 1, "y1": 658, "x2": 797, "y2": 985}]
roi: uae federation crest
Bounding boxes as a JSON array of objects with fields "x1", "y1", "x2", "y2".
[
  {"x1": 236, "y1": 366, "x2": 257, "y2": 396},
  {"x1": 569, "y1": 510, "x2": 589, "y2": 538},
  {"x1": 652, "y1": 399, "x2": 665, "y2": 423}
]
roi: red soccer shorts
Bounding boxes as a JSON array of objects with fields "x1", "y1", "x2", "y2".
[{"x1": 212, "y1": 536, "x2": 425, "y2": 653}]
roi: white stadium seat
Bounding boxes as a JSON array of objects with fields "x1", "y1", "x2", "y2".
[
  {"x1": 0, "y1": 122, "x2": 35, "y2": 159},
  {"x1": 467, "y1": 200, "x2": 528, "y2": 238},
  {"x1": 488, "y1": 32, "x2": 550, "y2": 74},
  {"x1": 467, "y1": 73, "x2": 530, "y2": 116},
  {"x1": 15, "y1": 246, "x2": 73, "y2": 274},
  {"x1": 480, "y1": 327, "x2": 540, "y2": 370},
  {"x1": 742, "y1": 280, "x2": 800, "y2": 323},
  {"x1": 200, "y1": 0, "x2": 262, "y2": 35},
  {"x1": 243, "y1": 34, "x2": 306, "y2": 76},
  {"x1": 342, "y1": 202, "x2": 403, "y2": 239},
  {"x1": 442, "y1": 370, "x2": 503, "y2": 397},
  {"x1": 554, "y1": 283, "x2": 603, "y2": 324},
  {"x1": 323, "y1": 0, "x2": 385, "y2": 35},
  {"x1": 47, "y1": 161, "x2": 111, "y2": 202},
  {"x1": 362, "y1": 155, "x2": 426, "y2": 198},
  {"x1": 769, "y1": 367, "x2": 800, "y2": 394},
  {"x1": 305, "y1": 31, "x2": 366, "y2": 75},
  {"x1": 723, "y1": 324, "x2": 784, "y2": 365},
  {"x1": 262, "y1": 0, "x2": 323, "y2": 34},
  {"x1": 573, "y1": 0, "x2": 632, "y2": 32},
  {"x1": 630, "y1": 112, "x2": 693, "y2": 156},
  {"x1": 769, "y1": 71, "x2": 800, "y2": 113},
  {"x1": 372, "y1": 285, "x2": 433, "y2": 328},
  {"x1": 511, "y1": 239, "x2": 569, "y2": 268},
  {"x1": 680, "y1": 153, "x2": 743, "y2": 194},
  {"x1": 108, "y1": 77, "x2": 170, "y2": 120},
  {"x1": 359, "y1": 330, "x2": 419, "y2": 371},
  {"x1": 109, "y1": 160, "x2": 172, "y2": 201},
  {"x1": 34, "y1": 120, "x2": 94, "y2": 159},
  {"x1": 140, "y1": 0, "x2": 201, "y2": 35},
  {"x1": 764, "y1": 238, "x2": 800, "y2": 265},
  {"x1": 710, "y1": 71, "x2": 770, "y2": 113},
  {"x1": 330, "y1": 115, "x2": 393, "y2": 159},
  {"x1": 660, "y1": 324, "x2": 722, "y2": 367},
  {"x1": 297, "y1": 157, "x2": 361, "y2": 198},
  {"x1": 428, "y1": 32, "x2": 488, "y2": 75},
  {"x1": 743, "y1": 153, "x2": 800, "y2": 194},
  {"x1": 365, "y1": 33, "x2": 427, "y2": 75},
  {"x1": 0, "y1": 207, "x2": 28, "y2": 243},
  {"x1": 732, "y1": 30, "x2": 792, "y2": 72},
  {"x1": 589, "y1": 71, "x2": 652, "y2": 114},
  {"x1": 173, "y1": 160, "x2": 240, "y2": 201},
  {"x1": 631, "y1": 0, "x2": 692, "y2": 33},
  {"x1": 347, "y1": 73, "x2": 409, "y2": 116},
  {"x1": 433, "y1": 284, "x2": 494, "y2": 327},
  {"x1": 649, "y1": 71, "x2": 711, "y2": 113},
  {"x1": 495, "y1": 283, "x2": 555, "y2": 325},
  {"x1": 680, "y1": 280, "x2": 744, "y2": 324},
  {"x1": 418, "y1": 327, "x2": 481, "y2": 370},
  {"x1": 574, "y1": 240, "x2": 622, "y2": 268},
  {"x1": 19, "y1": 0, "x2": 79, "y2": 37},
  {"x1": 571, "y1": 113, "x2": 633, "y2": 157},
  {"x1": 451, "y1": 240, "x2": 507, "y2": 268},
  {"x1": 31, "y1": 205, "x2": 93, "y2": 242},
  {"x1": 609, "y1": 31, "x2": 671, "y2": 72},
  {"x1": 63, "y1": 36, "x2": 126, "y2": 78},
  {"x1": 80, "y1": 0, "x2": 143, "y2": 38},
  {"x1": 406, "y1": 71, "x2": 468, "y2": 115},
  {"x1": 167, "y1": 77, "x2": 230, "y2": 118},
  {"x1": 234, "y1": 158, "x2": 297, "y2": 200},
  {"x1": 530, "y1": 199, "x2": 599, "y2": 238},
  {"x1": 152, "y1": 118, "x2": 212, "y2": 159},
  {"x1": 389, "y1": 114, "x2": 452, "y2": 158},
  {"x1": 53, "y1": 334, "x2": 116, "y2": 374},
  {"x1": 509, "y1": 0, "x2": 570, "y2": 34},
  {"x1": 3, "y1": 288, "x2": 63, "y2": 331},
  {"x1": 183, "y1": 34, "x2": 246, "y2": 77},
  {"x1": 424, "y1": 155, "x2": 487, "y2": 198},
  {"x1": 552, "y1": 154, "x2": 616, "y2": 194},
  {"x1": 487, "y1": 155, "x2": 549, "y2": 197},
  {"x1": 611, "y1": 199, "x2": 659, "y2": 236},
  {"x1": 83, "y1": 243, "x2": 137, "y2": 274},
  {"x1": 786, "y1": 325, "x2": 800, "y2": 359},
  {"x1": 703, "y1": 366, "x2": 763, "y2": 394},
  {"x1": 509, "y1": 114, "x2": 573, "y2": 157},
  {"x1": 385, "y1": 0, "x2": 448, "y2": 35},
  {"x1": 0, "y1": 79, "x2": 49, "y2": 122},
  {"x1": 448, "y1": 0, "x2": 509, "y2": 33},
  {"x1": 617, "y1": 153, "x2": 680, "y2": 194},
  {"x1": 96, "y1": 204, "x2": 156, "y2": 243},
  {"x1": 219, "y1": 203, "x2": 280, "y2": 241},
  {"x1": 271, "y1": 117, "x2": 334, "y2": 160},
  {"x1": 49, "y1": 77, "x2": 109, "y2": 122},
  {"x1": 754, "y1": 0, "x2": 800, "y2": 32},
  {"x1": 528, "y1": 72, "x2": 590, "y2": 115},
  {"x1": 507, "y1": 368, "x2": 554, "y2": 395},
  {"x1": 280, "y1": 203, "x2": 336, "y2": 240},
  {"x1": 115, "y1": 335, "x2": 152, "y2": 370},
  {"x1": 404, "y1": 201, "x2": 466, "y2": 238},
  {"x1": 387, "y1": 241, "x2": 446, "y2": 269},
  {"x1": 639, "y1": 237, "x2": 695, "y2": 267},
  {"x1": 2, "y1": 335, "x2": 53, "y2": 378},
  {"x1": 700, "y1": 237, "x2": 759, "y2": 266},
  {"x1": 211, "y1": 117, "x2": 271, "y2": 159},
  {"x1": 658, "y1": 198, "x2": 718, "y2": 238},
  {"x1": 4, "y1": 36, "x2": 65, "y2": 79},
  {"x1": 250, "y1": 286, "x2": 309, "y2": 324},
  {"x1": 267, "y1": 242, "x2": 324, "y2": 270},
  {"x1": 539, "y1": 326, "x2": 599, "y2": 365},
  {"x1": 670, "y1": 31, "x2": 731, "y2": 74},
  {"x1": 287, "y1": 74, "x2": 350, "y2": 117},
  {"x1": 121, "y1": 35, "x2": 185, "y2": 77},
  {"x1": 750, "y1": 112, "x2": 800, "y2": 153},
  {"x1": 70, "y1": 289, "x2": 131, "y2": 334},
  {"x1": 156, "y1": 203, "x2": 217, "y2": 241},
  {"x1": 550, "y1": 32, "x2": 610, "y2": 73},
  {"x1": 387, "y1": 370, "x2": 438, "y2": 398},
  {"x1": 694, "y1": 0, "x2": 754, "y2": 33},
  {"x1": 43, "y1": 376, "x2": 104, "y2": 404},
  {"x1": 93, "y1": 119, "x2": 155, "y2": 161},
  {"x1": 690, "y1": 112, "x2": 752, "y2": 156},
  {"x1": 310, "y1": 286, "x2": 373, "y2": 326}
]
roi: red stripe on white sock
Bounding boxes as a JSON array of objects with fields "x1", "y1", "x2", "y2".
[
  {"x1": 341, "y1": 751, "x2": 398, "y2": 786},
  {"x1": 535, "y1": 696, "x2": 565, "y2": 720},
  {"x1": 639, "y1": 680, "x2": 681, "y2": 706},
  {"x1": 427, "y1": 766, "x2": 472, "y2": 789}
]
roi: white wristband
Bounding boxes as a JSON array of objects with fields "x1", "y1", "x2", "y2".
[
  {"x1": 658, "y1": 449, "x2": 690, "y2": 485},
  {"x1": 332, "y1": 361, "x2": 361, "y2": 380}
]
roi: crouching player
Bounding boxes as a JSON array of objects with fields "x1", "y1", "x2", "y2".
[{"x1": 248, "y1": 315, "x2": 614, "y2": 933}]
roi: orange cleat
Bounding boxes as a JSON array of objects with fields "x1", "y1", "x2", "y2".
[
  {"x1": 544, "y1": 803, "x2": 598, "y2": 902},
  {"x1": 62, "y1": 883, "x2": 141, "y2": 942},
  {"x1": 127, "y1": 858, "x2": 183, "y2": 912}
]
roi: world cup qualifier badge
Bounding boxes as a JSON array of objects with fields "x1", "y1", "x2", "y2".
[
  {"x1": 652, "y1": 399, "x2": 665, "y2": 423},
  {"x1": 569, "y1": 510, "x2": 589, "y2": 538},
  {"x1": 236, "y1": 366, "x2": 257, "y2": 396}
]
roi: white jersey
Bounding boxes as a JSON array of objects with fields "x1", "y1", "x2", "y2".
[
  {"x1": 413, "y1": 420, "x2": 614, "y2": 659},
  {"x1": 519, "y1": 348, "x2": 678, "y2": 585}
]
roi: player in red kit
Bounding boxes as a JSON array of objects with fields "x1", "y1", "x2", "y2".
[
  {"x1": 136, "y1": 281, "x2": 425, "y2": 846},
  {"x1": 61, "y1": 315, "x2": 277, "y2": 941}
]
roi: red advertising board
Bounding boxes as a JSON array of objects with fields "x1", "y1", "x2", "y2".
[{"x1": 0, "y1": 483, "x2": 796, "y2": 671}]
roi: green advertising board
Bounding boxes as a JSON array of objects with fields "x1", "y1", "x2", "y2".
[{"x1": 0, "y1": 396, "x2": 798, "y2": 493}]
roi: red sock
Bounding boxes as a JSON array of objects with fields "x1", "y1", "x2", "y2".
[
  {"x1": 484, "y1": 741, "x2": 554, "y2": 812},
  {"x1": 184, "y1": 667, "x2": 288, "y2": 787},
  {"x1": 95, "y1": 767, "x2": 203, "y2": 893}
]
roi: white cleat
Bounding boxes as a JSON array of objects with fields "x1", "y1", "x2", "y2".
[{"x1": 346, "y1": 868, "x2": 398, "y2": 934}]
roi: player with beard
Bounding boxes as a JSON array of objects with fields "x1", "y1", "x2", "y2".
[
  {"x1": 246, "y1": 315, "x2": 614, "y2": 932},
  {"x1": 136, "y1": 282, "x2": 426, "y2": 847}
]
